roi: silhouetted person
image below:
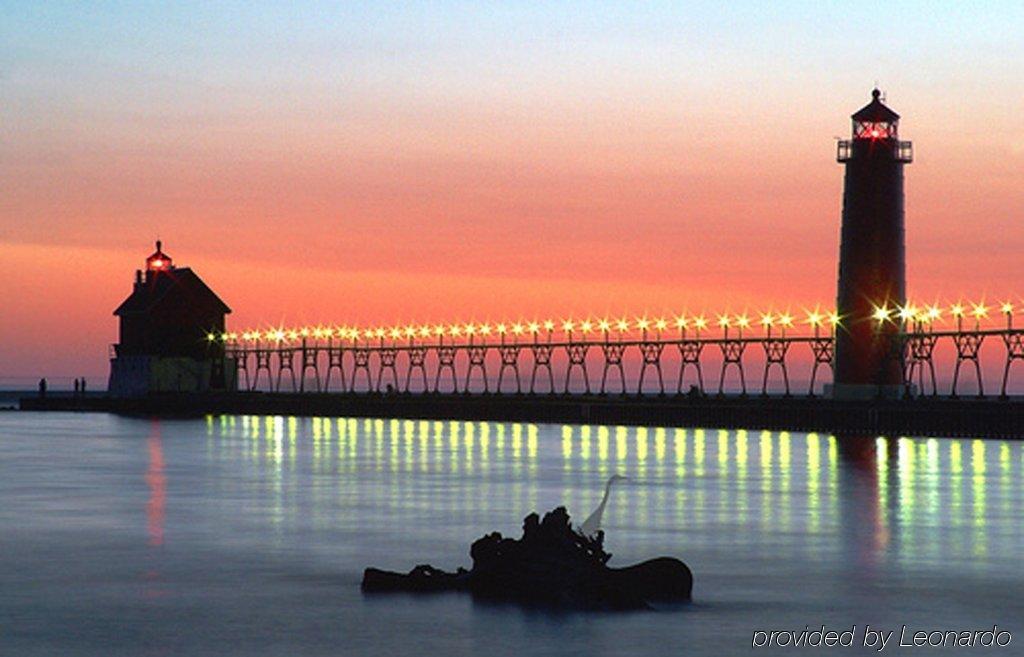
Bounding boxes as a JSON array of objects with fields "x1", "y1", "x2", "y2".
[
  {"x1": 38, "y1": 378, "x2": 47, "y2": 398},
  {"x1": 385, "y1": 383, "x2": 394, "y2": 394},
  {"x1": 74, "y1": 379, "x2": 80, "y2": 396},
  {"x1": 81, "y1": 379, "x2": 86, "y2": 395}
]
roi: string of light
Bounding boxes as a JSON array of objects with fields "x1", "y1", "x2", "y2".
[{"x1": 208, "y1": 300, "x2": 1020, "y2": 345}]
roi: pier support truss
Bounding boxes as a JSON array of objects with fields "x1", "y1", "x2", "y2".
[
  {"x1": 904, "y1": 333, "x2": 938, "y2": 396},
  {"x1": 435, "y1": 346, "x2": 458, "y2": 393},
  {"x1": 808, "y1": 338, "x2": 833, "y2": 397},
  {"x1": 761, "y1": 338, "x2": 791, "y2": 396},
  {"x1": 600, "y1": 343, "x2": 627, "y2": 395},
  {"x1": 951, "y1": 333, "x2": 985, "y2": 398},
  {"x1": 529, "y1": 345, "x2": 555, "y2": 394},
  {"x1": 564, "y1": 343, "x2": 590, "y2": 393},
  {"x1": 1001, "y1": 331, "x2": 1024, "y2": 398},
  {"x1": 718, "y1": 339, "x2": 747, "y2": 396},
  {"x1": 637, "y1": 342, "x2": 665, "y2": 395},
  {"x1": 350, "y1": 348, "x2": 373, "y2": 392},
  {"x1": 325, "y1": 347, "x2": 346, "y2": 392},
  {"x1": 405, "y1": 347, "x2": 428, "y2": 393},
  {"x1": 376, "y1": 348, "x2": 399, "y2": 393},
  {"x1": 496, "y1": 346, "x2": 522, "y2": 393},
  {"x1": 465, "y1": 346, "x2": 489, "y2": 393},
  {"x1": 676, "y1": 340, "x2": 705, "y2": 395}
]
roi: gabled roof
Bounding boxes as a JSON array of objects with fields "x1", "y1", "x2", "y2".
[
  {"x1": 852, "y1": 89, "x2": 900, "y2": 123},
  {"x1": 114, "y1": 267, "x2": 231, "y2": 316}
]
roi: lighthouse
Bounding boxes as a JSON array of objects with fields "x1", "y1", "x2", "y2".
[
  {"x1": 108, "y1": 242, "x2": 234, "y2": 396},
  {"x1": 832, "y1": 89, "x2": 913, "y2": 399}
]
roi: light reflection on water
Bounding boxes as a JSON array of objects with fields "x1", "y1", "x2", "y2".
[
  {"x1": 0, "y1": 413, "x2": 1021, "y2": 656},
  {"x1": 200, "y1": 416, "x2": 1011, "y2": 569}
]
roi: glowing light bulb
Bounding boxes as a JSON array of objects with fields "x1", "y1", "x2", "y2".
[
  {"x1": 674, "y1": 315, "x2": 689, "y2": 329},
  {"x1": 655, "y1": 318, "x2": 668, "y2": 331},
  {"x1": 579, "y1": 320, "x2": 593, "y2": 333},
  {"x1": 779, "y1": 314, "x2": 794, "y2": 327},
  {"x1": 872, "y1": 306, "x2": 891, "y2": 323},
  {"x1": 512, "y1": 323, "x2": 525, "y2": 335}
]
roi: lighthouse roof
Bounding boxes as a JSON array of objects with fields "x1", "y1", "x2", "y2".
[
  {"x1": 114, "y1": 267, "x2": 231, "y2": 316},
  {"x1": 851, "y1": 89, "x2": 900, "y2": 123}
]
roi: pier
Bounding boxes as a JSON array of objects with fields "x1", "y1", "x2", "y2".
[{"x1": 20, "y1": 392, "x2": 1024, "y2": 439}]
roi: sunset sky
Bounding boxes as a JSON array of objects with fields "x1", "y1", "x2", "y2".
[{"x1": 2, "y1": 1, "x2": 1023, "y2": 383}]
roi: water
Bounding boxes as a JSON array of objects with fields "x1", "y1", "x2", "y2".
[{"x1": 0, "y1": 413, "x2": 1021, "y2": 656}]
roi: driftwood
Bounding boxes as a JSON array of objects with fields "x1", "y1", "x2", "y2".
[{"x1": 362, "y1": 506, "x2": 692, "y2": 610}]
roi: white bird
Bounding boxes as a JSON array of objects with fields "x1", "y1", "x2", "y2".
[{"x1": 579, "y1": 474, "x2": 628, "y2": 537}]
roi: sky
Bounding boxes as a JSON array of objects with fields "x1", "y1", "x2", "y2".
[{"x1": 2, "y1": 1, "x2": 1023, "y2": 383}]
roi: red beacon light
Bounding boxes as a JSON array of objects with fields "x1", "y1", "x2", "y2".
[
  {"x1": 838, "y1": 88, "x2": 912, "y2": 163},
  {"x1": 852, "y1": 89, "x2": 899, "y2": 140},
  {"x1": 145, "y1": 240, "x2": 173, "y2": 273}
]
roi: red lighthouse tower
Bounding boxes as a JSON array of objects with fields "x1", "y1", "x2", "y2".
[{"x1": 833, "y1": 89, "x2": 913, "y2": 399}]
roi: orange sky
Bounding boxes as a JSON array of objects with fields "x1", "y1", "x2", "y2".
[{"x1": 2, "y1": 3, "x2": 1023, "y2": 384}]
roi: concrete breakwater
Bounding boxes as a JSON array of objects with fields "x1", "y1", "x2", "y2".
[{"x1": 19, "y1": 392, "x2": 1024, "y2": 439}]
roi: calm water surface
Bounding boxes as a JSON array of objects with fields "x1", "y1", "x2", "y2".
[{"x1": 0, "y1": 412, "x2": 1021, "y2": 656}]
